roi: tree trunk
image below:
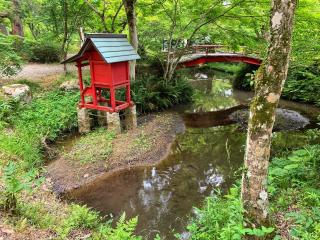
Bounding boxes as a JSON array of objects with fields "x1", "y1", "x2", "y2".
[
  {"x1": 123, "y1": 0, "x2": 138, "y2": 81},
  {"x1": 241, "y1": 0, "x2": 297, "y2": 227},
  {"x1": 62, "y1": 0, "x2": 68, "y2": 72},
  {"x1": 11, "y1": 0, "x2": 24, "y2": 37}
]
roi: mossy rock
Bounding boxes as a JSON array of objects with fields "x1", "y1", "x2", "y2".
[{"x1": 230, "y1": 108, "x2": 310, "y2": 131}]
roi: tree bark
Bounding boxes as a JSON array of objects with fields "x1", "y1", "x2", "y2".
[
  {"x1": 62, "y1": 0, "x2": 68, "y2": 72},
  {"x1": 123, "y1": 0, "x2": 138, "y2": 81},
  {"x1": 241, "y1": 0, "x2": 297, "y2": 228},
  {"x1": 11, "y1": 0, "x2": 24, "y2": 37}
]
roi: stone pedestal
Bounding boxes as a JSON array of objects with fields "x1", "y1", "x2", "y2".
[
  {"x1": 106, "y1": 112, "x2": 121, "y2": 133},
  {"x1": 124, "y1": 105, "x2": 137, "y2": 130},
  {"x1": 77, "y1": 108, "x2": 91, "y2": 133}
]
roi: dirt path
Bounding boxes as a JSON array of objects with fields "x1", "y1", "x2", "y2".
[
  {"x1": 0, "y1": 63, "x2": 77, "y2": 85},
  {"x1": 46, "y1": 112, "x2": 185, "y2": 194}
]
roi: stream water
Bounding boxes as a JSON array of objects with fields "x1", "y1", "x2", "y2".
[{"x1": 66, "y1": 75, "x2": 320, "y2": 239}]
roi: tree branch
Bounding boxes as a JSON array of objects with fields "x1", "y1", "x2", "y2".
[{"x1": 111, "y1": 1, "x2": 124, "y2": 32}]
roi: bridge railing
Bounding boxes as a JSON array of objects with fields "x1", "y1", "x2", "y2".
[
  {"x1": 189, "y1": 45, "x2": 255, "y2": 55},
  {"x1": 163, "y1": 44, "x2": 260, "y2": 58}
]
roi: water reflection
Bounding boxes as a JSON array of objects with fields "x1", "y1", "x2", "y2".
[
  {"x1": 68, "y1": 125, "x2": 246, "y2": 239},
  {"x1": 190, "y1": 80, "x2": 237, "y2": 112}
]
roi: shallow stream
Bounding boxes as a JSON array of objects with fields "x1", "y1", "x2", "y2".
[{"x1": 66, "y1": 76, "x2": 320, "y2": 239}]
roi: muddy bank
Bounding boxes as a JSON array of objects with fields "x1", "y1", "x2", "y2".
[{"x1": 46, "y1": 112, "x2": 185, "y2": 194}]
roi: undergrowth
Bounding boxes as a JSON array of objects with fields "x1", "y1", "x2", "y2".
[
  {"x1": 131, "y1": 76, "x2": 193, "y2": 113},
  {"x1": 0, "y1": 90, "x2": 79, "y2": 169},
  {"x1": 233, "y1": 60, "x2": 320, "y2": 106},
  {"x1": 186, "y1": 134, "x2": 320, "y2": 239},
  {"x1": 268, "y1": 145, "x2": 320, "y2": 239}
]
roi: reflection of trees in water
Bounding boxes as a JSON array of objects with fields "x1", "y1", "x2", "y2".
[
  {"x1": 133, "y1": 125, "x2": 246, "y2": 238},
  {"x1": 191, "y1": 80, "x2": 238, "y2": 112},
  {"x1": 175, "y1": 125, "x2": 246, "y2": 184}
]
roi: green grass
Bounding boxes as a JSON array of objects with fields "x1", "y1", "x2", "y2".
[
  {"x1": 0, "y1": 90, "x2": 79, "y2": 169},
  {"x1": 64, "y1": 128, "x2": 115, "y2": 165}
]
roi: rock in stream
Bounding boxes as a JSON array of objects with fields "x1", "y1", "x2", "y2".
[{"x1": 230, "y1": 108, "x2": 310, "y2": 131}]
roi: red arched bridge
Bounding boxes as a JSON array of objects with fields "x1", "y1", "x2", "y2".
[{"x1": 176, "y1": 45, "x2": 262, "y2": 68}]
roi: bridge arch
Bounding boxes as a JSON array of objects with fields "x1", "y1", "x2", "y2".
[{"x1": 179, "y1": 53, "x2": 262, "y2": 68}]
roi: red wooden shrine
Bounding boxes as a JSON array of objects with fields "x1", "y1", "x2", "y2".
[{"x1": 62, "y1": 33, "x2": 140, "y2": 112}]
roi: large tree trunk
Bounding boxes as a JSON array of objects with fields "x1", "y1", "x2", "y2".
[
  {"x1": 241, "y1": 0, "x2": 297, "y2": 227},
  {"x1": 123, "y1": 0, "x2": 138, "y2": 81},
  {"x1": 11, "y1": 0, "x2": 24, "y2": 37}
]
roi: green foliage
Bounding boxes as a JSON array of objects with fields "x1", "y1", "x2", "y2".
[
  {"x1": 59, "y1": 205, "x2": 141, "y2": 240},
  {"x1": 234, "y1": 60, "x2": 320, "y2": 106},
  {"x1": 282, "y1": 61, "x2": 320, "y2": 104},
  {"x1": 269, "y1": 145, "x2": 320, "y2": 239},
  {"x1": 27, "y1": 40, "x2": 61, "y2": 63},
  {"x1": 207, "y1": 63, "x2": 244, "y2": 74},
  {"x1": 64, "y1": 128, "x2": 115, "y2": 164},
  {"x1": 131, "y1": 75, "x2": 193, "y2": 113},
  {"x1": 0, "y1": 34, "x2": 23, "y2": 77},
  {"x1": 57, "y1": 204, "x2": 100, "y2": 238},
  {"x1": 0, "y1": 162, "x2": 42, "y2": 213},
  {"x1": 0, "y1": 98, "x2": 20, "y2": 128},
  {"x1": 0, "y1": 90, "x2": 79, "y2": 169},
  {"x1": 17, "y1": 202, "x2": 57, "y2": 229},
  {"x1": 232, "y1": 64, "x2": 257, "y2": 91},
  {"x1": 93, "y1": 213, "x2": 141, "y2": 240},
  {"x1": 185, "y1": 187, "x2": 273, "y2": 240}
]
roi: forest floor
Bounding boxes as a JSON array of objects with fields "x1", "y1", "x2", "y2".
[{"x1": 47, "y1": 112, "x2": 185, "y2": 194}]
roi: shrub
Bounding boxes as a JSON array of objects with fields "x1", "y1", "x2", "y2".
[
  {"x1": 27, "y1": 40, "x2": 61, "y2": 63},
  {"x1": 131, "y1": 75, "x2": 193, "y2": 113},
  {"x1": 92, "y1": 213, "x2": 141, "y2": 240},
  {"x1": 282, "y1": 61, "x2": 320, "y2": 104}
]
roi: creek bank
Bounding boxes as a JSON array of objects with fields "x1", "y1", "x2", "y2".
[{"x1": 46, "y1": 112, "x2": 185, "y2": 194}]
